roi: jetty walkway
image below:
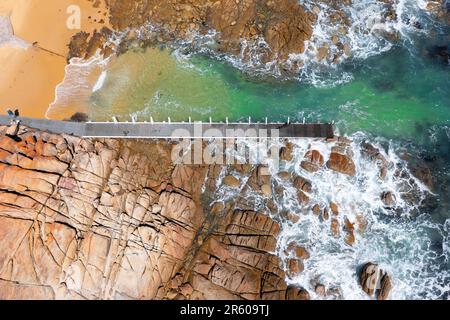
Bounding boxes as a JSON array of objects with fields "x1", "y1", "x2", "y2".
[{"x1": 0, "y1": 116, "x2": 334, "y2": 139}]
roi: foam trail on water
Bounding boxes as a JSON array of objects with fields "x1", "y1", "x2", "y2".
[{"x1": 92, "y1": 71, "x2": 108, "y2": 93}]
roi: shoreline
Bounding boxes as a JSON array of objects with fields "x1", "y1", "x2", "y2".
[{"x1": 0, "y1": 0, "x2": 109, "y2": 119}]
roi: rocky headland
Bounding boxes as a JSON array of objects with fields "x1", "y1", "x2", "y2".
[
  {"x1": 0, "y1": 123, "x2": 434, "y2": 300},
  {"x1": 69, "y1": 0, "x2": 450, "y2": 75},
  {"x1": 0, "y1": 124, "x2": 307, "y2": 299}
]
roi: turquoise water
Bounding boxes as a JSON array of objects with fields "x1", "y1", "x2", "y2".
[
  {"x1": 91, "y1": 44, "x2": 449, "y2": 142},
  {"x1": 88, "y1": 7, "x2": 450, "y2": 299}
]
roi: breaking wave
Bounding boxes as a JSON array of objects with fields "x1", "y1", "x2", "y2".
[
  {"x1": 290, "y1": 0, "x2": 437, "y2": 86},
  {"x1": 169, "y1": 0, "x2": 444, "y2": 86},
  {"x1": 46, "y1": 52, "x2": 110, "y2": 119},
  {"x1": 209, "y1": 133, "x2": 450, "y2": 299}
]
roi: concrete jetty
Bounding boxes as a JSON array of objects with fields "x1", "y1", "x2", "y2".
[{"x1": 0, "y1": 116, "x2": 334, "y2": 139}]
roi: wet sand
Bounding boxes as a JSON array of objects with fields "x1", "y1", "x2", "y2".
[{"x1": 0, "y1": 0, "x2": 110, "y2": 119}]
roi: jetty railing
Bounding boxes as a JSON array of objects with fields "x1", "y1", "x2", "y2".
[{"x1": 0, "y1": 116, "x2": 334, "y2": 139}]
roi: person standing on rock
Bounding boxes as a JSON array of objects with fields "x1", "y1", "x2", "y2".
[
  {"x1": 5, "y1": 108, "x2": 21, "y2": 137},
  {"x1": 6, "y1": 108, "x2": 15, "y2": 120}
]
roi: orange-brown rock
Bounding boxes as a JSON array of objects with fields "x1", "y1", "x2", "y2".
[
  {"x1": 312, "y1": 204, "x2": 321, "y2": 216},
  {"x1": 0, "y1": 125, "x2": 307, "y2": 300},
  {"x1": 381, "y1": 191, "x2": 396, "y2": 207},
  {"x1": 359, "y1": 262, "x2": 393, "y2": 300},
  {"x1": 301, "y1": 150, "x2": 325, "y2": 173},
  {"x1": 331, "y1": 218, "x2": 340, "y2": 237},
  {"x1": 361, "y1": 141, "x2": 389, "y2": 180},
  {"x1": 286, "y1": 242, "x2": 310, "y2": 260},
  {"x1": 315, "y1": 284, "x2": 326, "y2": 297},
  {"x1": 280, "y1": 142, "x2": 294, "y2": 162},
  {"x1": 327, "y1": 137, "x2": 356, "y2": 176},
  {"x1": 69, "y1": 0, "x2": 314, "y2": 68},
  {"x1": 344, "y1": 217, "x2": 356, "y2": 246},
  {"x1": 293, "y1": 175, "x2": 312, "y2": 193},
  {"x1": 223, "y1": 175, "x2": 241, "y2": 188},
  {"x1": 287, "y1": 259, "x2": 304, "y2": 278},
  {"x1": 330, "y1": 202, "x2": 339, "y2": 216},
  {"x1": 327, "y1": 143, "x2": 356, "y2": 177},
  {"x1": 322, "y1": 208, "x2": 330, "y2": 221}
]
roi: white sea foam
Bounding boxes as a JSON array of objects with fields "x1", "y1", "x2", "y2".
[
  {"x1": 289, "y1": 0, "x2": 438, "y2": 86},
  {"x1": 46, "y1": 51, "x2": 110, "y2": 119},
  {"x1": 168, "y1": 0, "x2": 439, "y2": 86},
  {"x1": 0, "y1": 15, "x2": 29, "y2": 49},
  {"x1": 208, "y1": 133, "x2": 449, "y2": 299},
  {"x1": 92, "y1": 71, "x2": 108, "y2": 93}
]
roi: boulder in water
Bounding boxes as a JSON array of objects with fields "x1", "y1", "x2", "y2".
[
  {"x1": 361, "y1": 141, "x2": 389, "y2": 180},
  {"x1": 278, "y1": 171, "x2": 291, "y2": 181},
  {"x1": 294, "y1": 176, "x2": 312, "y2": 205},
  {"x1": 381, "y1": 191, "x2": 396, "y2": 208},
  {"x1": 312, "y1": 204, "x2": 321, "y2": 216},
  {"x1": 223, "y1": 175, "x2": 240, "y2": 188},
  {"x1": 315, "y1": 284, "x2": 326, "y2": 297},
  {"x1": 261, "y1": 184, "x2": 272, "y2": 197},
  {"x1": 327, "y1": 144, "x2": 356, "y2": 176},
  {"x1": 359, "y1": 262, "x2": 393, "y2": 300},
  {"x1": 330, "y1": 202, "x2": 339, "y2": 216},
  {"x1": 287, "y1": 258, "x2": 304, "y2": 278},
  {"x1": 286, "y1": 242, "x2": 310, "y2": 260},
  {"x1": 322, "y1": 208, "x2": 330, "y2": 221},
  {"x1": 280, "y1": 142, "x2": 294, "y2": 161},
  {"x1": 331, "y1": 218, "x2": 340, "y2": 237},
  {"x1": 344, "y1": 217, "x2": 356, "y2": 246},
  {"x1": 301, "y1": 150, "x2": 325, "y2": 173},
  {"x1": 285, "y1": 286, "x2": 310, "y2": 300},
  {"x1": 293, "y1": 175, "x2": 312, "y2": 193},
  {"x1": 378, "y1": 272, "x2": 393, "y2": 301}
]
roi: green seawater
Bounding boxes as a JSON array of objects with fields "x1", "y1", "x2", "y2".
[
  {"x1": 90, "y1": 45, "x2": 449, "y2": 142},
  {"x1": 87, "y1": 22, "x2": 450, "y2": 299}
]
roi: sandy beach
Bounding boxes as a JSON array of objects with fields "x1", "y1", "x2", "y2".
[{"x1": 0, "y1": 0, "x2": 110, "y2": 119}]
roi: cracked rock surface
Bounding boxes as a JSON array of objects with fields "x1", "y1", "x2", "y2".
[{"x1": 0, "y1": 125, "x2": 303, "y2": 300}]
